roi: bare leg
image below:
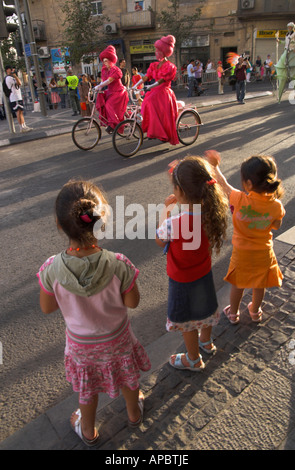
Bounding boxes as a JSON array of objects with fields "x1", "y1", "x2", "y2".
[
  {"x1": 199, "y1": 325, "x2": 215, "y2": 352},
  {"x1": 230, "y1": 285, "x2": 244, "y2": 315},
  {"x1": 71, "y1": 395, "x2": 98, "y2": 441},
  {"x1": 121, "y1": 386, "x2": 143, "y2": 423},
  {"x1": 251, "y1": 288, "x2": 265, "y2": 313},
  {"x1": 170, "y1": 330, "x2": 204, "y2": 369}
]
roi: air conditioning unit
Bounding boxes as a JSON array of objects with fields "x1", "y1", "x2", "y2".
[
  {"x1": 104, "y1": 23, "x2": 117, "y2": 34},
  {"x1": 241, "y1": 0, "x2": 255, "y2": 8},
  {"x1": 38, "y1": 46, "x2": 50, "y2": 58}
]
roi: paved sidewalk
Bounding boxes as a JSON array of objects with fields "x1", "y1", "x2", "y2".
[
  {"x1": 1, "y1": 227, "x2": 295, "y2": 451},
  {"x1": 0, "y1": 84, "x2": 274, "y2": 148}
]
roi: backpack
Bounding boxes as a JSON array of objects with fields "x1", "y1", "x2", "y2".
[{"x1": 2, "y1": 77, "x2": 12, "y2": 98}]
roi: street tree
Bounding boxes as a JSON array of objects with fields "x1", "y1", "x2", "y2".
[
  {"x1": 154, "y1": 0, "x2": 203, "y2": 81},
  {"x1": 60, "y1": 0, "x2": 110, "y2": 65}
]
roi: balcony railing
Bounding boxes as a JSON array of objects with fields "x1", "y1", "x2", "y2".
[{"x1": 120, "y1": 10, "x2": 155, "y2": 30}]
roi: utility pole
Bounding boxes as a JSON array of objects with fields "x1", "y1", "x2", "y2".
[
  {"x1": 14, "y1": 0, "x2": 35, "y2": 104},
  {"x1": 22, "y1": 0, "x2": 47, "y2": 116},
  {"x1": 0, "y1": 46, "x2": 15, "y2": 133}
]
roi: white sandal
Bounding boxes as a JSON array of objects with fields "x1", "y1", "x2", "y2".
[{"x1": 71, "y1": 409, "x2": 99, "y2": 447}]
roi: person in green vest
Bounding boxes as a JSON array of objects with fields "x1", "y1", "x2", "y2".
[
  {"x1": 57, "y1": 75, "x2": 68, "y2": 109},
  {"x1": 66, "y1": 70, "x2": 81, "y2": 116}
]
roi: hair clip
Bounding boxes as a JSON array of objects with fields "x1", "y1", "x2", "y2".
[
  {"x1": 80, "y1": 213, "x2": 93, "y2": 223},
  {"x1": 206, "y1": 178, "x2": 217, "y2": 185},
  {"x1": 168, "y1": 159, "x2": 180, "y2": 174}
]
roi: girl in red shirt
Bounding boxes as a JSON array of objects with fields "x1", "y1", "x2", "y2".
[{"x1": 156, "y1": 157, "x2": 228, "y2": 371}]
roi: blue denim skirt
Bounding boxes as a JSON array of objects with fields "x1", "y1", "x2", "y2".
[{"x1": 167, "y1": 270, "x2": 218, "y2": 323}]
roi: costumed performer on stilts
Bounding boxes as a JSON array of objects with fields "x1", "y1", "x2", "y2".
[
  {"x1": 131, "y1": 35, "x2": 179, "y2": 145},
  {"x1": 275, "y1": 22, "x2": 295, "y2": 103},
  {"x1": 95, "y1": 45, "x2": 129, "y2": 133}
]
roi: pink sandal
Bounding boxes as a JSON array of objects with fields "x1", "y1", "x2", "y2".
[
  {"x1": 223, "y1": 305, "x2": 240, "y2": 324},
  {"x1": 248, "y1": 302, "x2": 263, "y2": 323}
]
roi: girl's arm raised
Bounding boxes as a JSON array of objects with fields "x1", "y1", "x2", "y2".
[{"x1": 204, "y1": 150, "x2": 234, "y2": 198}]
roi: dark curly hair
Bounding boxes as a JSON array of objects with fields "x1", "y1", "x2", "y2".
[
  {"x1": 55, "y1": 179, "x2": 108, "y2": 246},
  {"x1": 172, "y1": 156, "x2": 228, "y2": 253}
]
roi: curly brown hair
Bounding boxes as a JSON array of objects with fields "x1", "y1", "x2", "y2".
[
  {"x1": 172, "y1": 156, "x2": 228, "y2": 253},
  {"x1": 55, "y1": 179, "x2": 108, "y2": 246}
]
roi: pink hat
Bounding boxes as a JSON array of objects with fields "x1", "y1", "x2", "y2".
[
  {"x1": 154, "y1": 35, "x2": 175, "y2": 58},
  {"x1": 100, "y1": 45, "x2": 117, "y2": 64}
]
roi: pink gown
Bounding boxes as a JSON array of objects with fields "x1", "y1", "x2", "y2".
[
  {"x1": 141, "y1": 60, "x2": 179, "y2": 145},
  {"x1": 96, "y1": 65, "x2": 128, "y2": 129}
]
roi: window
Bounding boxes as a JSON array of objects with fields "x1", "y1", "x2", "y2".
[{"x1": 91, "y1": 1, "x2": 102, "y2": 16}]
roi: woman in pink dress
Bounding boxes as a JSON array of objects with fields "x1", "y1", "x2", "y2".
[
  {"x1": 132, "y1": 35, "x2": 179, "y2": 145},
  {"x1": 95, "y1": 46, "x2": 129, "y2": 134}
]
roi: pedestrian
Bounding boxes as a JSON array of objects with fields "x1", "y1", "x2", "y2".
[
  {"x1": 66, "y1": 69, "x2": 81, "y2": 116},
  {"x1": 37, "y1": 179, "x2": 151, "y2": 446},
  {"x1": 156, "y1": 156, "x2": 228, "y2": 371},
  {"x1": 78, "y1": 74, "x2": 91, "y2": 116},
  {"x1": 235, "y1": 55, "x2": 250, "y2": 104},
  {"x1": 205, "y1": 150, "x2": 285, "y2": 325},
  {"x1": 264, "y1": 54, "x2": 272, "y2": 79},
  {"x1": 187, "y1": 59, "x2": 197, "y2": 97},
  {"x1": 119, "y1": 58, "x2": 130, "y2": 88},
  {"x1": 131, "y1": 35, "x2": 179, "y2": 145},
  {"x1": 49, "y1": 78, "x2": 61, "y2": 110},
  {"x1": 131, "y1": 66, "x2": 144, "y2": 104},
  {"x1": 4, "y1": 65, "x2": 32, "y2": 132},
  {"x1": 217, "y1": 61, "x2": 225, "y2": 94},
  {"x1": 57, "y1": 75, "x2": 67, "y2": 109},
  {"x1": 94, "y1": 45, "x2": 129, "y2": 134}
]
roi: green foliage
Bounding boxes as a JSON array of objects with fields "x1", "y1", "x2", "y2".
[
  {"x1": 60, "y1": 0, "x2": 110, "y2": 64},
  {"x1": 156, "y1": 0, "x2": 202, "y2": 47},
  {"x1": 1, "y1": 32, "x2": 25, "y2": 71}
]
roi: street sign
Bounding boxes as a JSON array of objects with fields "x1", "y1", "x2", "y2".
[{"x1": 24, "y1": 43, "x2": 32, "y2": 57}]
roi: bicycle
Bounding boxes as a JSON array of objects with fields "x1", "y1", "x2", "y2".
[
  {"x1": 72, "y1": 90, "x2": 105, "y2": 151},
  {"x1": 72, "y1": 88, "x2": 143, "y2": 152},
  {"x1": 112, "y1": 88, "x2": 203, "y2": 158}
]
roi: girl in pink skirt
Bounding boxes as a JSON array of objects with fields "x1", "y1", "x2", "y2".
[{"x1": 37, "y1": 179, "x2": 151, "y2": 446}]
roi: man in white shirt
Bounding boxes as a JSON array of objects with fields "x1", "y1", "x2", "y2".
[{"x1": 4, "y1": 65, "x2": 32, "y2": 133}]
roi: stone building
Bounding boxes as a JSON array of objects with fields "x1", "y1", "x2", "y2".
[{"x1": 19, "y1": 0, "x2": 295, "y2": 77}]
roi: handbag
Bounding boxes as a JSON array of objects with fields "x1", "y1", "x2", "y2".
[{"x1": 80, "y1": 102, "x2": 87, "y2": 111}]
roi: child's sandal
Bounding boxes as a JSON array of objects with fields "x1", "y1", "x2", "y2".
[
  {"x1": 169, "y1": 352, "x2": 205, "y2": 372},
  {"x1": 223, "y1": 305, "x2": 240, "y2": 324},
  {"x1": 71, "y1": 409, "x2": 99, "y2": 447},
  {"x1": 199, "y1": 338, "x2": 217, "y2": 355},
  {"x1": 248, "y1": 302, "x2": 263, "y2": 323}
]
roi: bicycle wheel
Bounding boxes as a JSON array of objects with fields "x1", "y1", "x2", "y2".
[
  {"x1": 177, "y1": 110, "x2": 201, "y2": 146},
  {"x1": 72, "y1": 118, "x2": 101, "y2": 151},
  {"x1": 112, "y1": 119, "x2": 143, "y2": 157}
]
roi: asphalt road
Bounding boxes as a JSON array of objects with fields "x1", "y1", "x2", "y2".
[{"x1": 0, "y1": 94, "x2": 294, "y2": 441}]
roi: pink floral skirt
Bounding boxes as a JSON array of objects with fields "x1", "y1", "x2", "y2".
[{"x1": 64, "y1": 323, "x2": 151, "y2": 404}]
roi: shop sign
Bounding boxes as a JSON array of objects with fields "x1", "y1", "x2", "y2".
[
  {"x1": 256, "y1": 30, "x2": 287, "y2": 39},
  {"x1": 182, "y1": 36, "x2": 210, "y2": 47},
  {"x1": 130, "y1": 44, "x2": 155, "y2": 54}
]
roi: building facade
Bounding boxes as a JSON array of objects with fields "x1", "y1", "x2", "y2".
[{"x1": 19, "y1": 0, "x2": 295, "y2": 78}]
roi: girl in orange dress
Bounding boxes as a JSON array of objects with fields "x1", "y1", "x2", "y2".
[{"x1": 205, "y1": 150, "x2": 285, "y2": 324}]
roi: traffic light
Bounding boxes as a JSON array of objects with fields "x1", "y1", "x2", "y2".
[{"x1": 0, "y1": 1, "x2": 18, "y2": 40}]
